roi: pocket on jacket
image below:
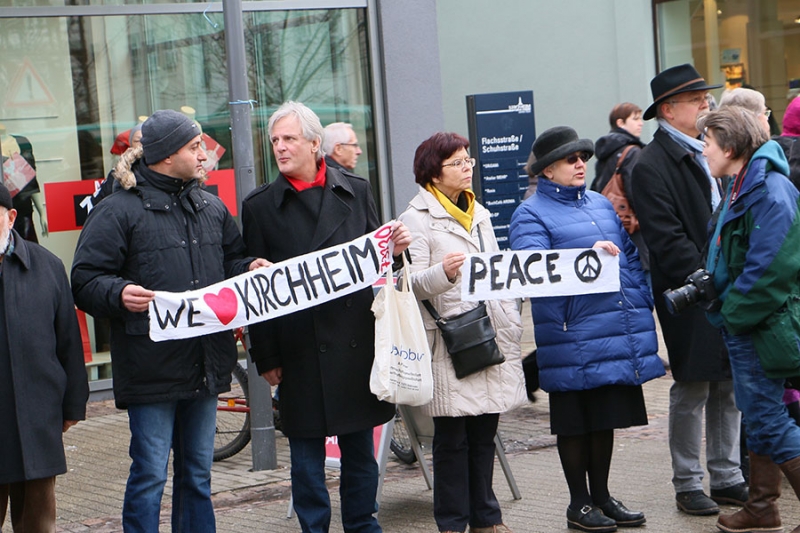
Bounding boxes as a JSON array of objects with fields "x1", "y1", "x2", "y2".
[{"x1": 752, "y1": 296, "x2": 800, "y2": 378}]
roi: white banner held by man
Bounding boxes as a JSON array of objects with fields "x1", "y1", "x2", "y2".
[
  {"x1": 460, "y1": 248, "x2": 620, "y2": 301},
  {"x1": 149, "y1": 222, "x2": 396, "y2": 342}
]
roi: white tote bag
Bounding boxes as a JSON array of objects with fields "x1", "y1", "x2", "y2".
[{"x1": 370, "y1": 257, "x2": 433, "y2": 406}]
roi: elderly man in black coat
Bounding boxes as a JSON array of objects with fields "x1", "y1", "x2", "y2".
[
  {"x1": 632, "y1": 64, "x2": 748, "y2": 516},
  {"x1": 242, "y1": 101, "x2": 410, "y2": 533},
  {"x1": 0, "y1": 182, "x2": 89, "y2": 532}
]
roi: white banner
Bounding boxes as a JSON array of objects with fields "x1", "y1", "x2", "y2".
[
  {"x1": 460, "y1": 248, "x2": 620, "y2": 301},
  {"x1": 149, "y1": 222, "x2": 395, "y2": 342}
]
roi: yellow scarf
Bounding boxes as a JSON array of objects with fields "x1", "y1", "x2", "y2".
[{"x1": 425, "y1": 183, "x2": 475, "y2": 232}]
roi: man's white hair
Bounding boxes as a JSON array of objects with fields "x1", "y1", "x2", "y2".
[
  {"x1": 322, "y1": 122, "x2": 355, "y2": 155},
  {"x1": 268, "y1": 101, "x2": 325, "y2": 160}
]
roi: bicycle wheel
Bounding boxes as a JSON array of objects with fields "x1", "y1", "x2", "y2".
[
  {"x1": 214, "y1": 362, "x2": 251, "y2": 461},
  {"x1": 390, "y1": 410, "x2": 417, "y2": 464}
]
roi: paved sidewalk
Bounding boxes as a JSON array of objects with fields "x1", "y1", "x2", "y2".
[{"x1": 7, "y1": 305, "x2": 800, "y2": 533}]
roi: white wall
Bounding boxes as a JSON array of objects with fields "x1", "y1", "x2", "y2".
[{"x1": 434, "y1": 0, "x2": 657, "y2": 182}]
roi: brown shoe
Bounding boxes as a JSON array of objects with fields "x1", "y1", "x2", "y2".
[
  {"x1": 717, "y1": 452, "x2": 782, "y2": 533},
  {"x1": 469, "y1": 526, "x2": 513, "y2": 533}
]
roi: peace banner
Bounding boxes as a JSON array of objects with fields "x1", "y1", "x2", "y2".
[
  {"x1": 149, "y1": 222, "x2": 395, "y2": 342},
  {"x1": 460, "y1": 248, "x2": 620, "y2": 301}
]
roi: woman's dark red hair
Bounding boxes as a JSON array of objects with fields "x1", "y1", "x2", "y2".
[{"x1": 413, "y1": 132, "x2": 470, "y2": 186}]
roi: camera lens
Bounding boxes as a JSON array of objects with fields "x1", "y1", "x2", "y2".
[{"x1": 663, "y1": 284, "x2": 699, "y2": 315}]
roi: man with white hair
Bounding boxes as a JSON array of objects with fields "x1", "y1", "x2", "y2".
[
  {"x1": 322, "y1": 121, "x2": 363, "y2": 174},
  {"x1": 242, "y1": 101, "x2": 410, "y2": 533}
]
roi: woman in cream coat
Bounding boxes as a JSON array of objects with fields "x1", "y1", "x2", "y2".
[{"x1": 398, "y1": 132, "x2": 527, "y2": 533}]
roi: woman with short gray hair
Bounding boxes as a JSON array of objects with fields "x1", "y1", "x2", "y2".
[{"x1": 699, "y1": 105, "x2": 800, "y2": 533}]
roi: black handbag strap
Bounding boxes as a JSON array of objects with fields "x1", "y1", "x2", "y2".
[{"x1": 423, "y1": 224, "x2": 486, "y2": 320}]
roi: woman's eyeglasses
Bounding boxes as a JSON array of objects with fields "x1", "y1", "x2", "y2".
[
  {"x1": 442, "y1": 157, "x2": 476, "y2": 169},
  {"x1": 564, "y1": 152, "x2": 590, "y2": 165}
]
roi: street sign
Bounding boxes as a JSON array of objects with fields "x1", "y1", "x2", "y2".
[{"x1": 466, "y1": 91, "x2": 536, "y2": 249}]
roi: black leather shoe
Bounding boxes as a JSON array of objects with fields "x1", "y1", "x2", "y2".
[
  {"x1": 711, "y1": 482, "x2": 749, "y2": 506},
  {"x1": 566, "y1": 505, "x2": 618, "y2": 532},
  {"x1": 675, "y1": 490, "x2": 720, "y2": 516},
  {"x1": 597, "y1": 497, "x2": 645, "y2": 527}
]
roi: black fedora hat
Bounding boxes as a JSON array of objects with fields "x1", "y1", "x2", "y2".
[
  {"x1": 643, "y1": 63, "x2": 723, "y2": 120},
  {"x1": 528, "y1": 126, "x2": 594, "y2": 176}
]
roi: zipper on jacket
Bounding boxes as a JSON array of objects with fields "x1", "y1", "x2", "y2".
[{"x1": 563, "y1": 321, "x2": 567, "y2": 331}]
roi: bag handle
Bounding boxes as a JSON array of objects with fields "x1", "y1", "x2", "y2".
[
  {"x1": 390, "y1": 247, "x2": 411, "y2": 293},
  {"x1": 423, "y1": 223, "x2": 487, "y2": 320}
]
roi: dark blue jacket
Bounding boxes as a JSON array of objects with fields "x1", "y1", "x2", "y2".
[{"x1": 509, "y1": 178, "x2": 664, "y2": 392}]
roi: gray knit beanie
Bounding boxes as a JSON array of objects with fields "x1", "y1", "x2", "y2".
[{"x1": 141, "y1": 110, "x2": 200, "y2": 164}]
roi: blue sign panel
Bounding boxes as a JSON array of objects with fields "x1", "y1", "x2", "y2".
[{"x1": 466, "y1": 91, "x2": 536, "y2": 249}]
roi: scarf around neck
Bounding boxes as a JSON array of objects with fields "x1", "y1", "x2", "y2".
[
  {"x1": 658, "y1": 118, "x2": 721, "y2": 210},
  {"x1": 425, "y1": 183, "x2": 475, "y2": 232}
]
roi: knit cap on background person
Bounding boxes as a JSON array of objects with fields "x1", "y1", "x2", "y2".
[
  {"x1": 784, "y1": 97, "x2": 800, "y2": 137},
  {"x1": 140, "y1": 109, "x2": 200, "y2": 165}
]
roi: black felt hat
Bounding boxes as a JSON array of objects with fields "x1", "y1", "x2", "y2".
[
  {"x1": 528, "y1": 126, "x2": 594, "y2": 176},
  {"x1": 643, "y1": 63, "x2": 723, "y2": 120},
  {"x1": 0, "y1": 182, "x2": 12, "y2": 210}
]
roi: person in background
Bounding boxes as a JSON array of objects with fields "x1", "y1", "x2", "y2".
[
  {"x1": 241, "y1": 101, "x2": 410, "y2": 533},
  {"x1": 398, "y1": 132, "x2": 527, "y2": 533},
  {"x1": 631, "y1": 63, "x2": 748, "y2": 516},
  {"x1": 90, "y1": 123, "x2": 144, "y2": 207},
  {"x1": 322, "y1": 122, "x2": 363, "y2": 174},
  {"x1": 510, "y1": 126, "x2": 664, "y2": 533},
  {"x1": 72, "y1": 109, "x2": 266, "y2": 533},
  {"x1": 592, "y1": 102, "x2": 649, "y2": 281},
  {"x1": 0, "y1": 182, "x2": 89, "y2": 532},
  {"x1": 699, "y1": 105, "x2": 800, "y2": 533},
  {"x1": 719, "y1": 88, "x2": 772, "y2": 135},
  {"x1": 774, "y1": 96, "x2": 800, "y2": 190}
]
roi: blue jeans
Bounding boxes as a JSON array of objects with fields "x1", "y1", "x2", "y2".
[
  {"x1": 723, "y1": 331, "x2": 800, "y2": 463},
  {"x1": 289, "y1": 428, "x2": 381, "y2": 533},
  {"x1": 123, "y1": 395, "x2": 217, "y2": 533}
]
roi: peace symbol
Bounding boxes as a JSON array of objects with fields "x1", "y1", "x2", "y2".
[{"x1": 574, "y1": 250, "x2": 602, "y2": 282}]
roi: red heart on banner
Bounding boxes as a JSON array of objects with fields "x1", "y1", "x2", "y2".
[{"x1": 203, "y1": 288, "x2": 238, "y2": 325}]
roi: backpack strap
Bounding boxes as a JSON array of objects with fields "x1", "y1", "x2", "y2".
[{"x1": 614, "y1": 144, "x2": 637, "y2": 173}]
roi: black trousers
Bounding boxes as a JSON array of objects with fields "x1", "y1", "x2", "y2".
[{"x1": 432, "y1": 413, "x2": 502, "y2": 532}]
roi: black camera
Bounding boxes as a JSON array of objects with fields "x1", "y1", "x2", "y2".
[{"x1": 663, "y1": 269, "x2": 720, "y2": 315}]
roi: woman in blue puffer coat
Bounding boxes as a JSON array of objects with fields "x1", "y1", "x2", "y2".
[{"x1": 509, "y1": 126, "x2": 665, "y2": 533}]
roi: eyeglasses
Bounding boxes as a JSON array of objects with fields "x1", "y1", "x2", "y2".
[
  {"x1": 442, "y1": 157, "x2": 476, "y2": 169},
  {"x1": 764, "y1": 109, "x2": 772, "y2": 118},
  {"x1": 668, "y1": 93, "x2": 709, "y2": 107},
  {"x1": 564, "y1": 152, "x2": 590, "y2": 165},
  {"x1": 339, "y1": 142, "x2": 360, "y2": 148}
]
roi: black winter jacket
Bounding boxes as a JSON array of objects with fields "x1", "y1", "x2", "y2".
[
  {"x1": 71, "y1": 157, "x2": 252, "y2": 408},
  {"x1": 774, "y1": 135, "x2": 800, "y2": 191}
]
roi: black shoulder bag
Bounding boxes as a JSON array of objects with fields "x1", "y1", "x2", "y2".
[{"x1": 422, "y1": 228, "x2": 505, "y2": 379}]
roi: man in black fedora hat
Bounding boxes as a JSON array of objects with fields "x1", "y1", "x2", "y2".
[{"x1": 632, "y1": 64, "x2": 748, "y2": 516}]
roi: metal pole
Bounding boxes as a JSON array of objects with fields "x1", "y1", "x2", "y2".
[{"x1": 222, "y1": 0, "x2": 277, "y2": 471}]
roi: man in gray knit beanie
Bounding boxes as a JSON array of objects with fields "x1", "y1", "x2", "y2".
[
  {"x1": 72, "y1": 107, "x2": 268, "y2": 532},
  {"x1": 141, "y1": 109, "x2": 201, "y2": 165}
]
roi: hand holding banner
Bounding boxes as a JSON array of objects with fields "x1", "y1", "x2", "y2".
[
  {"x1": 460, "y1": 248, "x2": 620, "y2": 301},
  {"x1": 149, "y1": 222, "x2": 395, "y2": 342}
]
